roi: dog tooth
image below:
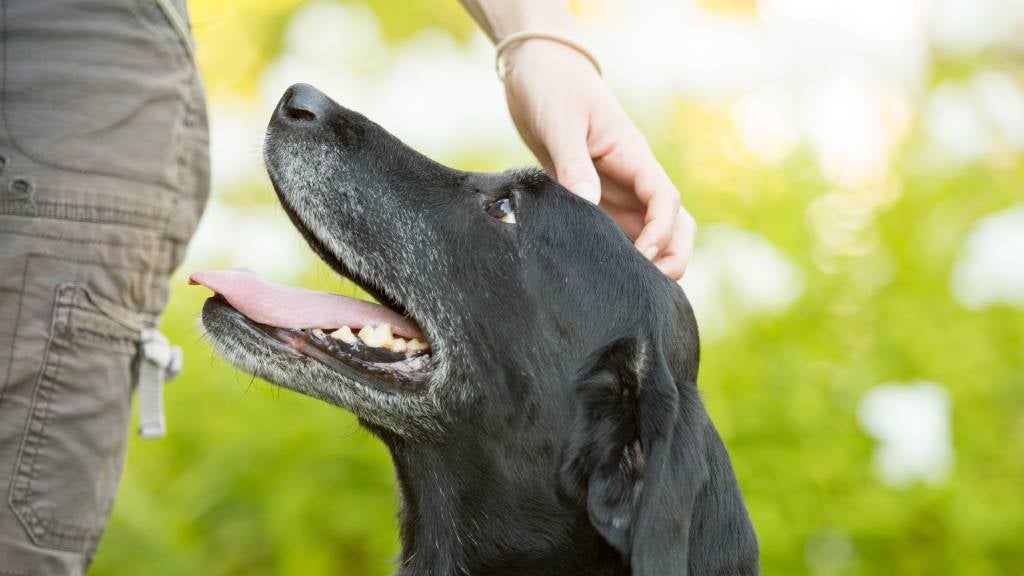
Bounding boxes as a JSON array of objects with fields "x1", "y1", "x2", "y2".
[
  {"x1": 311, "y1": 328, "x2": 326, "y2": 339},
  {"x1": 377, "y1": 323, "x2": 393, "y2": 344},
  {"x1": 358, "y1": 324, "x2": 392, "y2": 348},
  {"x1": 331, "y1": 325, "x2": 357, "y2": 344},
  {"x1": 500, "y1": 212, "x2": 516, "y2": 225},
  {"x1": 407, "y1": 338, "x2": 429, "y2": 352},
  {"x1": 390, "y1": 337, "x2": 407, "y2": 353},
  {"x1": 357, "y1": 325, "x2": 377, "y2": 345}
]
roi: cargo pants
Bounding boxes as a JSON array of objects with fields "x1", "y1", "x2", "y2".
[{"x1": 0, "y1": 0, "x2": 208, "y2": 573}]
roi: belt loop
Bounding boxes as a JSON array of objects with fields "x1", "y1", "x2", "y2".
[{"x1": 137, "y1": 327, "x2": 183, "y2": 439}]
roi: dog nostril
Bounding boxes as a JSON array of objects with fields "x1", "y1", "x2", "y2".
[
  {"x1": 285, "y1": 106, "x2": 317, "y2": 122},
  {"x1": 278, "y1": 84, "x2": 327, "y2": 124}
]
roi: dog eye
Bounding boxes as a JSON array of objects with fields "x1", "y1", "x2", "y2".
[{"x1": 485, "y1": 197, "x2": 516, "y2": 224}]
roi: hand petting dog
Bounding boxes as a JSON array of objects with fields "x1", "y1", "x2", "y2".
[
  {"x1": 460, "y1": 0, "x2": 696, "y2": 280},
  {"x1": 503, "y1": 41, "x2": 696, "y2": 280}
]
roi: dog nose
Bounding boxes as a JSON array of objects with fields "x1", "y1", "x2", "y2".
[{"x1": 276, "y1": 83, "x2": 329, "y2": 124}]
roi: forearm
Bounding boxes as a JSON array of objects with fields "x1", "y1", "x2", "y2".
[{"x1": 457, "y1": 0, "x2": 578, "y2": 43}]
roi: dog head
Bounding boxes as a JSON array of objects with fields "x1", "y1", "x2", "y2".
[{"x1": 197, "y1": 84, "x2": 753, "y2": 574}]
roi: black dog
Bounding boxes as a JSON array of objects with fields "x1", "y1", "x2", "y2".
[{"x1": 194, "y1": 84, "x2": 759, "y2": 575}]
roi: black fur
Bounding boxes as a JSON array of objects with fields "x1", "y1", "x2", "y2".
[{"x1": 202, "y1": 84, "x2": 759, "y2": 575}]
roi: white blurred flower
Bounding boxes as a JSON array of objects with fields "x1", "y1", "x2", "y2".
[
  {"x1": 951, "y1": 204, "x2": 1024, "y2": 309},
  {"x1": 284, "y1": 1, "x2": 385, "y2": 66},
  {"x1": 369, "y1": 32, "x2": 518, "y2": 157},
  {"x1": 924, "y1": 69, "x2": 1024, "y2": 168},
  {"x1": 801, "y1": 68, "x2": 911, "y2": 189},
  {"x1": 183, "y1": 199, "x2": 313, "y2": 283},
  {"x1": 730, "y1": 89, "x2": 800, "y2": 164},
  {"x1": 259, "y1": 2, "x2": 523, "y2": 163},
  {"x1": 924, "y1": 82, "x2": 991, "y2": 166},
  {"x1": 971, "y1": 70, "x2": 1024, "y2": 152},
  {"x1": 930, "y1": 0, "x2": 1024, "y2": 57},
  {"x1": 591, "y1": 0, "x2": 924, "y2": 187},
  {"x1": 858, "y1": 381, "x2": 954, "y2": 488},
  {"x1": 679, "y1": 225, "x2": 804, "y2": 340},
  {"x1": 207, "y1": 102, "x2": 269, "y2": 191}
]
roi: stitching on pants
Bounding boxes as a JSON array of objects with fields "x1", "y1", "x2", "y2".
[
  {"x1": 7, "y1": 281, "x2": 138, "y2": 552},
  {"x1": 0, "y1": 199, "x2": 167, "y2": 231},
  {"x1": 7, "y1": 284, "x2": 74, "y2": 546},
  {"x1": 0, "y1": 226, "x2": 161, "y2": 248}
]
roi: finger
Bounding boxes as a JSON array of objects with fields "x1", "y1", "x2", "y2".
[
  {"x1": 546, "y1": 121, "x2": 601, "y2": 204},
  {"x1": 654, "y1": 208, "x2": 696, "y2": 280},
  {"x1": 631, "y1": 164, "x2": 680, "y2": 261},
  {"x1": 592, "y1": 135, "x2": 680, "y2": 258}
]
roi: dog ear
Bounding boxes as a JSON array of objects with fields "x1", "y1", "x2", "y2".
[{"x1": 562, "y1": 337, "x2": 702, "y2": 575}]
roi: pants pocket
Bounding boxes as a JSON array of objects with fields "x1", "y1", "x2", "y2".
[{"x1": 9, "y1": 282, "x2": 143, "y2": 554}]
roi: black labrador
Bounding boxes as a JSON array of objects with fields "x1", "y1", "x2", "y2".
[{"x1": 195, "y1": 83, "x2": 759, "y2": 575}]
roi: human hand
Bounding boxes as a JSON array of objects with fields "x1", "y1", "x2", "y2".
[{"x1": 502, "y1": 40, "x2": 695, "y2": 280}]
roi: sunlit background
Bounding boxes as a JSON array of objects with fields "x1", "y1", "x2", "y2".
[{"x1": 90, "y1": 0, "x2": 1024, "y2": 574}]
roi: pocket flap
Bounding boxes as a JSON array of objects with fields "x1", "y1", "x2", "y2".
[{"x1": 52, "y1": 284, "x2": 151, "y2": 353}]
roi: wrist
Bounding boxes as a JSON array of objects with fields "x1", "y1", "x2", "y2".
[
  {"x1": 500, "y1": 36, "x2": 602, "y2": 83},
  {"x1": 475, "y1": 0, "x2": 577, "y2": 41}
]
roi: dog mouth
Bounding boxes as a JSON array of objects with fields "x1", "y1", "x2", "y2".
[{"x1": 191, "y1": 268, "x2": 432, "y2": 386}]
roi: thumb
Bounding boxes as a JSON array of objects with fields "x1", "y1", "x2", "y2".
[{"x1": 547, "y1": 128, "x2": 601, "y2": 205}]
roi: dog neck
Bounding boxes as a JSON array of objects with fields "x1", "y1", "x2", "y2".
[{"x1": 385, "y1": 436, "x2": 629, "y2": 576}]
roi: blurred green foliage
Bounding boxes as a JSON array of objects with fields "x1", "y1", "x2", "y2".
[{"x1": 90, "y1": 1, "x2": 1024, "y2": 575}]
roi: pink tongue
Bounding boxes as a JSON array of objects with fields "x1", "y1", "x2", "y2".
[{"x1": 189, "y1": 268, "x2": 423, "y2": 340}]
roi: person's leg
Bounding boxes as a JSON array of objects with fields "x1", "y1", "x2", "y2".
[{"x1": 0, "y1": 0, "x2": 208, "y2": 573}]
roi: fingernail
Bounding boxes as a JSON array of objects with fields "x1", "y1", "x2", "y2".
[
  {"x1": 570, "y1": 182, "x2": 599, "y2": 204},
  {"x1": 642, "y1": 246, "x2": 658, "y2": 261}
]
